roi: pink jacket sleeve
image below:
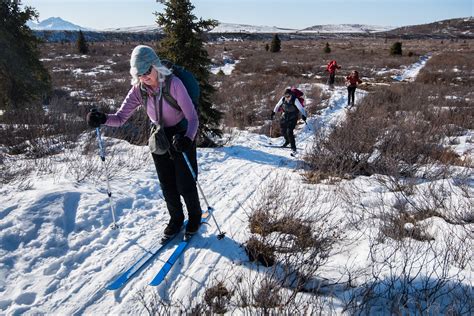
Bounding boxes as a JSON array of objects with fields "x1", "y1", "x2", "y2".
[
  {"x1": 104, "y1": 78, "x2": 199, "y2": 141},
  {"x1": 104, "y1": 86, "x2": 142, "y2": 127}
]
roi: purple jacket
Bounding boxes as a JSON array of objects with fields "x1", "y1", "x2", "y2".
[{"x1": 105, "y1": 76, "x2": 199, "y2": 140}]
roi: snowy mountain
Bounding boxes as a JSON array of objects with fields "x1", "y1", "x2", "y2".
[
  {"x1": 298, "y1": 23, "x2": 394, "y2": 33},
  {"x1": 386, "y1": 17, "x2": 473, "y2": 37},
  {"x1": 26, "y1": 17, "x2": 472, "y2": 38},
  {"x1": 27, "y1": 17, "x2": 89, "y2": 31},
  {"x1": 98, "y1": 21, "x2": 390, "y2": 34},
  {"x1": 209, "y1": 22, "x2": 297, "y2": 33},
  {"x1": 101, "y1": 25, "x2": 162, "y2": 33},
  {"x1": 100, "y1": 22, "x2": 296, "y2": 33},
  {"x1": 32, "y1": 17, "x2": 389, "y2": 34}
]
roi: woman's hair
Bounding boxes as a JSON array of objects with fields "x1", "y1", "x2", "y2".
[{"x1": 130, "y1": 64, "x2": 171, "y2": 86}]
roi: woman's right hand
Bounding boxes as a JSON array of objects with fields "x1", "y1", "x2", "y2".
[{"x1": 86, "y1": 109, "x2": 107, "y2": 128}]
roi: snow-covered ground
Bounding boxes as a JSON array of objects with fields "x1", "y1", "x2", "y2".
[{"x1": 1, "y1": 56, "x2": 472, "y2": 314}]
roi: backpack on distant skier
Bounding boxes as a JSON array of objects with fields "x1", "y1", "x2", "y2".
[
  {"x1": 326, "y1": 60, "x2": 338, "y2": 73},
  {"x1": 290, "y1": 87, "x2": 304, "y2": 106},
  {"x1": 279, "y1": 87, "x2": 305, "y2": 113},
  {"x1": 140, "y1": 60, "x2": 200, "y2": 111},
  {"x1": 281, "y1": 87, "x2": 304, "y2": 106}
]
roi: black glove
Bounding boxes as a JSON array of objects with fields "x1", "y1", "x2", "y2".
[
  {"x1": 270, "y1": 112, "x2": 275, "y2": 120},
  {"x1": 302, "y1": 115, "x2": 307, "y2": 122},
  {"x1": 172, "y1": 134, "x2": 193, "y2": 152},
  {"x1": 86, "y1": 109, "x2": 107, "y2": 128}
]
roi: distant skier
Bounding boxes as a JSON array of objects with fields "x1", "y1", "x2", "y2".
[
  {"x1": 326, "y1": 60, "x2": 341, "y2": 88},
  {"x1": 345, "y1": 70, "x2": 362, "y2": 107},
  {"x1": 270, "y1": 88, "x2": 307, "y2": 154},
  {"x1": 86, "y1": 45, "x2": 202, "y2": 240}
]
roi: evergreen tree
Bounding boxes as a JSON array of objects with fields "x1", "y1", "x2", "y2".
[
  {"x1": 77, "y1": 30, "x2": 88, "y2": 54},
  {"x1": 269, "y1": 34, "x2": 281, "y2": 52},
  {"x1": 155, "y1": 0, "x2": 223, "y2": 140},
  {"x1": 324, "y1": 42, "x2": 331, "y2": 54},
  {"x1": 390, "y1": 42, "x2": 402, "y2": 55},
  {"x1": 0, "y1": 0, "x2": 51, "y2": 111}
]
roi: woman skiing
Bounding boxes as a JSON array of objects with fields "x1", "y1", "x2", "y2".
[
  {"x1": 86, "y1": 45, "x2": 202, "y2": 239},
  {"x1": 345, "y1": 70, "x2": 362, "y2": 107}
]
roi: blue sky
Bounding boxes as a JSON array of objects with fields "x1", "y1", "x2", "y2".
[{"x1": 22, "y1": 0, "x2": 472, "y2": 30}]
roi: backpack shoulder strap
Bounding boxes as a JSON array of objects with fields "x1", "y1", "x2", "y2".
[
  {"x1": 139, "y1": 83, "x2": 148, "y2": 107},
  {"x1": 161, "y1": 75, "x2": 181, "y2": 111}
]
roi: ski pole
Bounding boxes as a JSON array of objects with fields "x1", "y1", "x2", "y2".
[
  {"x1": 96, "y1": 127, "x2": 119, "y2": 230},
  {"x1": 182, "y1": 152, "x2": 225, "y2": 240},
  {"x1": 304, "y1": 120, "x2": 311, "y2": 131},
  {"x1": 269, "y1": 122, "x2": 273, "y2": 145}
]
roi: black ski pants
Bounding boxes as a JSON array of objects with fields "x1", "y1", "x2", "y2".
[
  {"x1": 347, "y1": 86, "x2": 357, "y2": 106},
  {"x1": 328, "y1": 72, "x2": 336, "y2": 85},
  {"x1": 280, "y1": 113, "x2": 298, "y2": 151},
  {"x1": 151, "y1": 123, "x2": 202, "y2": 228}
]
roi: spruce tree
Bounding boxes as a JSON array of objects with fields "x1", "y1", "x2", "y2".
[
  {"x1": 390, "y1": 42, "x2": 402, "y2": 55},
  {"x1": 269, "y1": 34, "x2": 281, "y2": 53},
  {"x1": 77, "y1": 30, "x2": 88, "y2": 54},
  {"x1": 155, "y1": 0, "x2": 223, "y2": 140},
  {"x1": 324, "y1": 42, "x2": 331, "y2": 54},
  {"x1": 0, "y1": 1, "x2": 51, "y2": 111}
]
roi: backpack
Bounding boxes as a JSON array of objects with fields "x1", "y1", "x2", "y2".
[
  {"x1": 140, "y1": 60, "x2": 200, "y2": 111},
  {"x1": 326, "y1": 60, "x2": 337, "y2": 72},
  {"x1": 290, "y1": 87, "x2": 304, "y2": 106},
  {"x1": 279, "y1": 87, "x2": 304, "y2": 112}
]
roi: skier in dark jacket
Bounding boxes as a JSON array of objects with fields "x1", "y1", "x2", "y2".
[
  {"x1": 345, "y1": 70, "x2": 362, "y2": 107},
  {"x1": 270, "y1": 88, "x2": 307, "y2": 154},
  {"x1": 86, "y1": 45, "x2": 202, "y2": 239}
]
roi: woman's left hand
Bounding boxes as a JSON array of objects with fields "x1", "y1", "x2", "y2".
[{"x1": 172, "y1": 135, "x2": 193, "y2": 152}]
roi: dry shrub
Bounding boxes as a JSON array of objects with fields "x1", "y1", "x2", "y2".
[
  {"x1": 250, "y1": 210, "x2": 313, "y2": 250},
  {"x1": 305, "y1": 81, "x2": 470, "y2": 181},
  {"x1": 249, "y1": 209, "x2": 273, "y2": 236},
  {"x1": 347, "y1": 237, "x2": 473, "y2": 315},
  {"x1": 417, "y1": 51, "x2": 474, "y2": 86},
  {"x1": 0, "y1": 95, "x2": 86, "y2": 158},
  {"x1": 244, "y1": 236, "x2": 276, "y2": 267},
  {"x1": 379, "y1": 210, "x2": 434, "y2": 242},
  {"x1": 253, "y1": 280, "x2": 281, "y2": 309},
  {"x1": 245, "y1": 175, "x2": 341, "y2": 292},
  {"x1": 0, "y1": 157, "x2": 35, "y2": 189},
  {"x1": 340, "y1": 176, "x2": 472, "y2": 314},
  {"x1": 204, "y1": 281, "x2": 233, "y2": 314}
]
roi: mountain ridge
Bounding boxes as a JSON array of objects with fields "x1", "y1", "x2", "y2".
[
  {"x1": 28, "y1": 17, "x2": 473, "y2": 42},
  {"x1": 27, "y1": 17, "x2": 90, "y2": 31},
  {"x1": 28, "y1": 17, "x2": 393, "y2": 33}
]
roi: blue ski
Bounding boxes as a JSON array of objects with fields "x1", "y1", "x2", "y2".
[
  {"x1": 106, "y1": 221, "x2": 187, "y2": 290},
  {"x1": 149, "y1": 208, "x2": 213, "y2": 286}
]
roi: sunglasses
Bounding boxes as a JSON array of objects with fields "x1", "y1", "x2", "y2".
[{"x1": 139, "y1": 66, "x2": 153, "y2": 77}]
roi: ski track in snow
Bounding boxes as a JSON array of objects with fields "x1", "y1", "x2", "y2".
[{"x1": 0, "y1": 55, "x2": 441, "y2": 314}]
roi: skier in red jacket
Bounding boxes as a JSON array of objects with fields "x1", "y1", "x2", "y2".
[
  {"x1": 345, "y1": 70, "x2": 362, "y2": 107},
  {"x1": 326, "y1": 60, "x2": 341, "y2": 88}
]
